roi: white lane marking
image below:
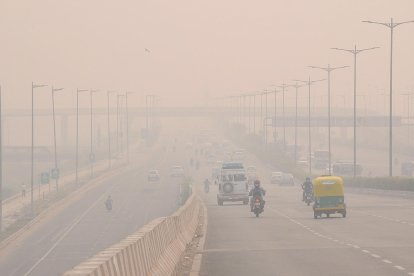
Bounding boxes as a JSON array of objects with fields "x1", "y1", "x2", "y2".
[
  {"x1": 23, "y1": 191, "x2": 109, "y2": 276},
  {"x1": 371, "y1": 254, "x2": 381, "y2": 258},
  {"x1": 347, "y1": 243, "x2": 353, "y2": 247},
  {"x1": 408, "y1": 272, "x2": 414, "y2": 276},
  {"x1": 394, "y1": 266, "x2": 405, "y2": 271},
  {"x1": 362, "y1": 249, "x2": 370, "y2": 254},
  {"x1": 383, "y1": 259, "x2": 392, "y2": 264},
  {"x1": 353, "y1": 245, "x2": 360, "y2": 249}
]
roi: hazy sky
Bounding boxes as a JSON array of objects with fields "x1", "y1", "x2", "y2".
[{"x1": 0, "y1": 0, "x2": 413, "y2": 109}]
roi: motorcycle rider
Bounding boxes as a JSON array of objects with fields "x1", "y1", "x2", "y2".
[
  {"x1": 105, "y1": 195, "x2": 113, "y2": 211},
  {"x1": 249, "y1": 179, "x2": 266, "y2": 211},
  {"x1": 204, "y1": 178, "x2": 210, "y2": 192},
  {"x1": 302, "y1": 177, "x2": 313, "y2": 201}
]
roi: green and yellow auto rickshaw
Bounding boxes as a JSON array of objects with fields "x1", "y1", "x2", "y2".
[{"x1": 312, "y1": 176, "x2": 346, "y2": 219}]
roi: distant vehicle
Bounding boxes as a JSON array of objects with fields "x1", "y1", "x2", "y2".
[
  {"x1": 332, "y1": 161, "x2": 362, "y2": 176},
  {"x1": 232, "y1": 150, "x2": 245, "y2": 161},
  {"x1": 246, "y1": 166, "x2": 257, "y2": 174},
  {"x1": 401, "y1": 161, "x2": 414, "y2": 176},
  {"x1": 296, "y1": 159, "x2": 308, "y2": 169},
  {"x1": 279, "y1": 173, "x2": 294, "y2": 186},
  {"x1": 314, "y1": 150, "x2": 329, "y2": 169},
  {"x1": 217, "y1": 162, "x2": 249, "y2": 205},
  {"x1": 170, "y1": 166, "x2": 184, "y2": 177},
  {"x1": 211, "y1": 167, "x2": 220, "y2": 182},
  {"x1": 270, "y1": 172, "x2": 283, "y2": 184},
  {"x1": 148, "y1": 170, "x2": 160, "y2": 182},
  {"x1": 206, "y1": 155, "x2": 216, "y2": 165}
]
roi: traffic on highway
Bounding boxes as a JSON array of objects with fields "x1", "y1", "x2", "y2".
[{"x1": 1, "y1": 1, "x2": 414, "y2": 276}]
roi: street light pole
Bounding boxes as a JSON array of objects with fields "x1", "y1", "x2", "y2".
[
  {"x1": 331, "y1": 45, "x2": 378, "y2": 177},
  {"x1": 253, "y1": 94, "x2": 256, "y2": 135},
  {"x1": 309, "y1": 64, "x2": 348, "y2": 175},
  {"x1": 264, "y1": 90, "x2": 268, "y2": 144},
  {"x1": 294, "y1": 77, "x2": 325, "y2": 176},
  {"x1": 290, "y1": 82, "x2": 304, "y2": 164},
  {"x1": 51, "y1": 87, "x2": 64, "y2": 191},
  {"x1": 89, "y1": 89, "x2": 98, "y2": 178},
  {"x1": 107, "y1": 91, "x2": 116, "y2": 169},
  {"x1": 125, "y1": 92, "x2": 133, "y2": 164},
  {"x1": 362, "y1": 18, "x2": 414, "y2": 176},
  {"x1": 76, "y1": 89, "x2": 88, "y2": 185},
  {"x1": 31, "y1": 82, "x2": 47, "y2": 214},
  {"x1": 276, "y1": 84, "x2": 291, "y2": 150},
  {"x1": 0, "y1": 85, "x2": 2, "y2": 232}
]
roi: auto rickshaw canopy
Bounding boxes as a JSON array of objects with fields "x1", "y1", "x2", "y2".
[{"x1": 312, "y1": 176, "x2": 344, "y2": 197}]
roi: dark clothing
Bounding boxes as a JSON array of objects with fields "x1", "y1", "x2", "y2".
[
  {"x1": 249, "y1": 186, "x2": 266, "y2": 210},
  {"x1": 302, "y1": 180, "x2": 313, "y2": 201},
  {"x1": 249, "y1": 186, "x2": 266, "y2": 197}
]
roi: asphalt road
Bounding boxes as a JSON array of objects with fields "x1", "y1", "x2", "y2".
[
  {"x1": 199, "y1": 152, "x2": 414, "y2": 276},
  {"x1": 0, "y1": 129, "x2": 194, "y2": 276}
]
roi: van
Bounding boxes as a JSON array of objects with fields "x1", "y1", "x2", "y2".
[{"x1": 217, "y1": 162, "x2": 249, "y2": 205}]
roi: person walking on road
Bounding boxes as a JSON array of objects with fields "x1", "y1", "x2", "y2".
[{"x1": 21, "y1": 183, "x2": 26, "y2": 198}]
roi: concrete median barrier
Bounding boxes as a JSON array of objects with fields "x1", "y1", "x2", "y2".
[{"x1": 63, "y1": 194, "x2": 202, "y2": 276}]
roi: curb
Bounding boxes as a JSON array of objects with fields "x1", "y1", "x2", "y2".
[{"x1": 189, "y1": 199, "x2": 208, "y2": 276}]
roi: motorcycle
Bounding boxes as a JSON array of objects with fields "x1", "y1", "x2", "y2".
[
  {"x1": 251, "y1": 196, "x2": 264, "y2": 217},
  {"x1": 204, "y1": 180, "x2": 210, "y2": 193},
  {"x1": 304, "y1": 191, "x2": 313, "y2": 206},
  {"x1": 105, "y1": 199, "x2": 113, "y2": 212}
]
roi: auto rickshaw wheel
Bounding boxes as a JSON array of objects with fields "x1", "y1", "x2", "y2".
[
  {"x1": 314, "y1": 212, "x2": 318, "y2": 219},
  {"x1": 326, "y1": 213, "x2": 330, "y2": 218},
  {"x1": 342, "y1": 211, "x2": 346, "y2": 218}
]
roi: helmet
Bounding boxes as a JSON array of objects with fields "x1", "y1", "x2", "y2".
[{"x1": 254, "y1": 179, "x2": 260, "y2": 187}]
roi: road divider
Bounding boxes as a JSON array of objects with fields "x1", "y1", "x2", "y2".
[{"x1": 63, "y1": 194, "x2": 203, "y2": 276}]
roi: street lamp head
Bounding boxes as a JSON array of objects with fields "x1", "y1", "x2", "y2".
[
  {"x1": 33, "y1": 84, "x2": 47, "y2": 89},
  {"x1": 52, "y1": 87, "x2": 64, "y2": 92}
]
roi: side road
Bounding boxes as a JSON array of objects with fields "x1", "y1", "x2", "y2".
[{"x1": 0, "y1": 144, "x2": 144, "y2": 238}]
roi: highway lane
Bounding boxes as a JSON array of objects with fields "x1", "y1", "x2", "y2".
[
  {"x1": 198, "y1": 153, "x2": 414, "y2": 275},
  {"x1": 0, "y1": 129, "x2": 193, "y2": 276}
]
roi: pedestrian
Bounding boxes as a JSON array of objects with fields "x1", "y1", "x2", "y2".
[{"x1": 21, "y1": 183, "x2": 26, "y2": 198}]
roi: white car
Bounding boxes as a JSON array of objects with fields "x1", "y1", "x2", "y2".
[
  {"x1": 270, "y1": 172, "x2": 283, "y2": 184},
  {"x1": 246, "y1": 166, "x2": 257, "y2": 174},
  {"x1": 148, "y1": 170, "x2": 160, "y2": 182},
  {"x1": 170, "y1": 166, "x2": 184, "y2": 177},
  {"x1": 279, "y1": 173, "x2": 294, "y2": 186}
]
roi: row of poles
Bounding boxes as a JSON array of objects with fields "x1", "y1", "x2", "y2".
[
  {"x1": 227, "y1": 17, "x2": 414, "y2": 178},
  {"x1": 0, "y1": 83, "x2": 157, "y2": 231}
]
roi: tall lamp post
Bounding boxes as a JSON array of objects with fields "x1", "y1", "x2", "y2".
[
  {"x1": 309, "y1": 64, "x2": 348, "y2": 175},
  {"x1": 125, "y1": 92, "x2": 134, "y2": 163},
  {"x1": 89, "y1": 89, "x2": 99, "y2": 178},
  {"x1": 31, "y1": 82, "x2": 47, "y2": 214},
  {"x1": 290, "y1": 82, "x2": 304, "y2": 164},
  {"x1": 269, "y1": 87, "x2": 281, "y2": 144},
  {"x1": 294, "y1": 77, "x2": 325, "y2": 175},
  {"x1": 362, "y1": 18, "x2": 414, "y2": 176},
  {"x1": 0, "y1": 85, "x2": 2, "y2": 231},
  {"x1": 331, "y1": 45, "x2": 378, "y2": 177},
  {"x1": 107, "y1": 91, "x2": 116, "y2": 169},
  {"x1": 277, "y1": 84, "x2": 291, "y2": 150},
  {"x1": 51, "y1": 87, "x2": 64, "y2": 191},
  {"x1": 76, "y1": 89, "x2": 88, "y2": 185}
]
